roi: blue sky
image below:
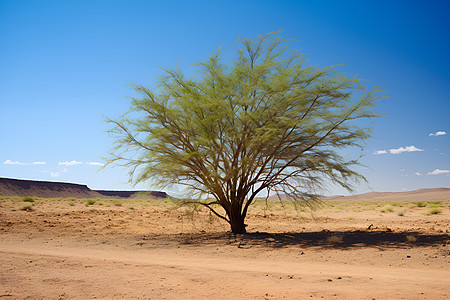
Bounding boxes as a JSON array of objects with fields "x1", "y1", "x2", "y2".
[{"x1": 1, "y1": 0, "x2": 449, "y2": 195}]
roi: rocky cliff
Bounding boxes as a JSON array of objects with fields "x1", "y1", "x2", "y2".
[{"x1": 0, "y1": 177, "x2": 167, "y2": 199}]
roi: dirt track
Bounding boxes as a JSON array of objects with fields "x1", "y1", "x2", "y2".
[{"x1": 0, "y1": 196, "x2": 449, "y2": 299}]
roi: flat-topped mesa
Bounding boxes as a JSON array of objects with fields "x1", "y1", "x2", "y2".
[
  {"x1": 0, "y1": 177, "x2": 92, "y2": 198},
  {"x1": 0, "y1": 177, "x2": 167, "y2": 199},
  {"x1": 94, "y1": 190, "x2": 168, "y2": 199}
]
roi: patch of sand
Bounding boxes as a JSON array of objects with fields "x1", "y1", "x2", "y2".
[{"x1": 0, "y1": 197, "x2": 449, "y2": 299}]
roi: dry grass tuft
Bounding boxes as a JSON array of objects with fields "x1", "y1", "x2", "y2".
[
  {"x1": 20, "y1": 204, "x2": 33, "y2": 211},
  {"x1": 327, "y1": 234, "x2": 343, "y2": 244},
  {"x1": 380, "y1": 204, "x2": 394, "y2": 213},
  {"x1": 426, "y1": 207, "x2": 442, "y2": 215},
  {"x1": 406, "y1": 235, "x2": 417, "y2": 243}
]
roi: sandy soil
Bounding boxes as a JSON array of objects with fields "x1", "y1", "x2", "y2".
[{"x1": 0, "y1": 196, "x2": 449, "y2": 299}]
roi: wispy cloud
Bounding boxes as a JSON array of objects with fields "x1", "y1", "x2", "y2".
[
  {"x1": 414, "y1": 172, "x2": 422, "y2": 176},
  {"x1": 427, "y1": 169, "x2": 450, "y2": 175},
  {"x1": 373, "y1": 145, "x2": 424, "y2": 155},
  {"x1": 42, "y1": 171, "x2": 60, "y2": 177},
  {"x1": 389, "y1": 145, "x2": 424, "y2": 154},
  {"x1": 86, "y1": 161, "x2": 104, "y2": 166},
  {"x1": 429, "y1": 131, "x2": 446, "y2": 136},
  {"x1": 4, "y1": 160, "x2": 47, "y2": 165},
  {"x1": 58, "y1": 160, "x2": 83, "y2": 166},
  {"x1": 373, "y1": 150, "x2": 387, "y2": 155},
  {"x1": 4, "y1": 160, "x2": 29, "y2": 165}
]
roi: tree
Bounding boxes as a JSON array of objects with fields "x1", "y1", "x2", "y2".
[{"x1": 107, "y1": 32, "x2": 381, "y2": 234}]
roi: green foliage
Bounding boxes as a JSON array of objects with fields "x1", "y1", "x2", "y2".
[
  {"x1": 22, "y1": 196, "x2": 36, "y2": 202},
  {"x1": 414, "y1": 201, "x2": 426, "y2": 207},
  {"x1": 381, "y1": 204, "x2": 394, "y2": 213},
  {"x1": 426, "y1": 207, "x2": 442, "y2": 215},
  {"x1": 20, "y1": 204, "x2": 33, "y2": 211},
  {"x1": 113, "y1": 200, "x2": 123, "y2": 206},
  {"x1": 85, "y1": 199, "x2": 96, "y2": 206},
  {"x1": 107, "y1": 32, "x2": 382, "y2": 233}
]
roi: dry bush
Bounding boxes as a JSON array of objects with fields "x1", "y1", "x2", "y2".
[{"x1": 327, "y1": 234, "x2": 344, "y2": 244}]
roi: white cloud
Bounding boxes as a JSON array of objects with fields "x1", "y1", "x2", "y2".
[
  {"x1": 373, "y1": 145, "x2": 425, "y2": 155},
  {"x1": 429, "y1": 131, "x2": 446, "y2": 136},
  {"x1": 414, "y1": 172, "x2": 422, "y2": 176},
  {"x1": 42, "y1": 171, "x2": 60, "y2": 177},
  {"x1": 389, "y1": 145, "x2": 424, "y2": 154},
  {"x1": 373, "y1": 150, "x2": 387, "y2": 155},
  {"x1": 4, "y1": 160, "x2": 30, "y2": 165},
  {"x1": 427, "y1": 169, "x2": 450, "y2": 175},
  {"x1": 86, "y1": 162, "x2": 104, "y2": 166},
  {"x1": 58, "y1": 160, "x2": 82, "y2": 166},
  {"x1": 4, "y1": 160, "x2": 47, "y2": 166}
]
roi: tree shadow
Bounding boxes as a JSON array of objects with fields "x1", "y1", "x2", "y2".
[{"x1": 175, "y1": 230, "x2": 450, "y2": 249}]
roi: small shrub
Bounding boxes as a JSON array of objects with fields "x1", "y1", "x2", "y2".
[
  {"x1": 20, "y1": 204, "x2": 33, "y2": 211},
  {"x1": 381, "y1": 204, "x2": 394, "y2": 213},
  {"x1": 113, "y1": 200, "x2": 123, "y2": 206},
  {"x1": 427, "y1": 208, "x2": 442, "y2": 215},
  {"x1": 397, "y1": 211, "x2": 405, "y2": 216},
  {"x1": 327, "y1": 235, "x2": 343, "y2": 244},
  {"x1": 406, "y1": 235, "x2": 417, "y2": 243},
  {"x1": 69, "y1": 201, "x2": 75, "y2": 206},
  {"x1": 22, "y1": 196, "x2": 35, "y2": 202},
  {"x1": 414, "y1": 201, "x2": 426, "y2": 207},
  {"x1": 85, "y1": 199, "x2": 96, "y2": 206}
]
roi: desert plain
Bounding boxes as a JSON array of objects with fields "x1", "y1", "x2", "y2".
[{"x1": 0, "y1": 189, "x2": 449, "y2": 299}]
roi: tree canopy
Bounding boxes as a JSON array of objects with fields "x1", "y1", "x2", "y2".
[{"x1": 107, "y1": 32, "x2": 382, "y2": 234}]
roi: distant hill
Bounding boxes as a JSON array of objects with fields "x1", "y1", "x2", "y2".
[
  {"x1": 1, "y1": 177, "x2": 447, "y2": 202},
  {"x1": 324, "y1": 188, "x2": 450, "y2": 202},
  {"x1": 264, "y1": 187, "x2": 450, "y2": 202},
  {"x1": 0, "y1": 177, "x2": 168, "y2": 199}
]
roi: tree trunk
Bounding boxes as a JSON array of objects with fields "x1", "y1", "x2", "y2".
[{"x1": 229, "y1": 204, "x2": 246, "y2": 234}]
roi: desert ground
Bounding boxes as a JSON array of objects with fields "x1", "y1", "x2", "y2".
[{"x1": 0, "y1": 192, "x2": 449, "y2": 299}]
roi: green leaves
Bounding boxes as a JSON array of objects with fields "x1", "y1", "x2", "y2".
[{"x1": 107, "y1": 32, "x2": 382, "y2": 231}]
